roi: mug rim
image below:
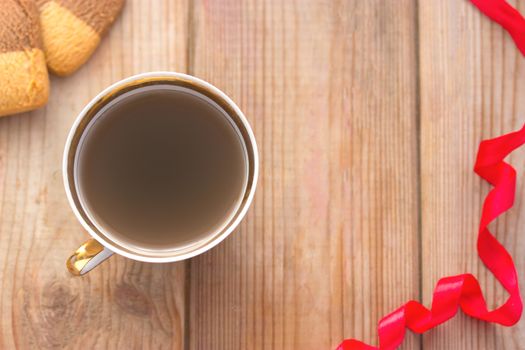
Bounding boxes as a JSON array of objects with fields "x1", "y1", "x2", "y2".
[{"x1": 63, "y1": 71, "x2": 259, "y2": 263}]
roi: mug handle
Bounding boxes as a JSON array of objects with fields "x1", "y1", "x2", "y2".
[{"x1": 66, "y1": 238, "x2": 114, "y2": 275}]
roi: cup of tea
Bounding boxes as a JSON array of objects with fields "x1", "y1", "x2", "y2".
[{"x1": 64, "y1": 72, "x2": 258, "y2": 275}]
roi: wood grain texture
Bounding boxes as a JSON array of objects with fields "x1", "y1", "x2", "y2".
[
  {"x1": 186, "y1": 1, "x2": 420, "y2": 349},
  {"x1": 419, "y1": 0, "x2": 525, "y2": 349},
  {"x1": 1, "y1": 0, "x2": 525, "y2": 349},
  {"x1": 0, "y1": 0, "x2": 188, "y2": 348}
]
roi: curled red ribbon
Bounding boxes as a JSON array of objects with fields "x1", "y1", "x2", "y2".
[
  {"x1": 337, "y1": 0, "x2": 525, "y2": 349},
  {"x1": 471, "y1": 0, "x2": 525, "y2": 55}
]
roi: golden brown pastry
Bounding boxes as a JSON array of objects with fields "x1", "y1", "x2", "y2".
[
  {"x1": 36, "y1": 0, "x2": 125, "y2": 76},
  {"x1": 0, "y1": 0, "x2": 50, "y2": 117}
]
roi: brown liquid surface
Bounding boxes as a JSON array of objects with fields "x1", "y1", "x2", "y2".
[{"x1": 77, "y1": 86, "x2": 247, "y2": 249}]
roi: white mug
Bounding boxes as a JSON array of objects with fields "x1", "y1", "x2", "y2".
[{"x1": 63, "y1": 72, "x2": 258, "y2": 275}]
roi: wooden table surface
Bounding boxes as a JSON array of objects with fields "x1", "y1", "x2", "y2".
[{"x1": 1, "y1": 0, "x2": 524, "y2": 349}]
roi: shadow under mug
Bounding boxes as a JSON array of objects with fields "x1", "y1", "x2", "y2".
[{"x1": 63, "y1": 72, "x2": 258, "y2": 275}]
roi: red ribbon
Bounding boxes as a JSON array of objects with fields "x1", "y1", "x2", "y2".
[
  {"x1": 471, "y1": 0, "x2": 525, "y2": 56},
  {"x1": 337, "y1": 1, "x2": 525, "y2": 349}
]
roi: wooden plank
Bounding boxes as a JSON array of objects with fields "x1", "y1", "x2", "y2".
[
  {"x1": 0, "y1": 0, "x2": 188, "y2": 348},
  {"x1": 186, "y1": 1, "x2": 420, "y2": 348},
  {"x1": 419, "y1": 0, "x2": 525, "y2": 348}
]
